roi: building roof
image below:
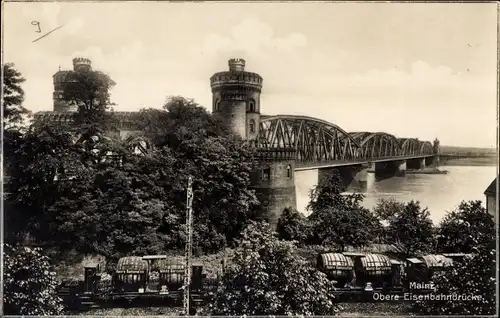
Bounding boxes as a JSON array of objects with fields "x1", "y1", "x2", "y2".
[
  {"x1": 484, "y1": 175, "x2": 498, "y2": 196},
  {"x1": 33, "y1": 110, "x2": 142, "y2": 128}
]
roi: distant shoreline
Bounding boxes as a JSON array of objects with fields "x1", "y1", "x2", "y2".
[
  {"x1": 440, "y1": 158, "x2": 496, "y2": 167},
  {"x1": 441, "y1": 162, "x2": 496, "y2": 167}
]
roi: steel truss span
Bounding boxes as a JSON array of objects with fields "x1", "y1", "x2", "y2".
[
  {"x1": 349, "y1": 132, "x2": 401, "y2": 159},
  {"x1": 399, "y1": 138, "x2": 434, "y2": 157},
  {"x1": 257, "y1": 116, "x2": 435, "y2": 162},
  {"x1": 258, "y1": 115, "x2": 360, "y2": 161}
]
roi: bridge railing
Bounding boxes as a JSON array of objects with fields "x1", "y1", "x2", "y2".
[{"x1": 295, "y1": 154, "x2": 435, "y2": 170}]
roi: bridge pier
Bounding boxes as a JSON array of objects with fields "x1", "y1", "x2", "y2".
[
  {"x1": 425, "y1": 155, "x2": 439, "y2": 167},
  {"x1": 251, "y1": 149, "x2": 297, "y2": 229},
  {"x1": 407, "y1": 158, "x2": 426, "y2": 170},
  {"x1": 372, "y1": 160, "x2": 406, "y2": 181},
  {"x1": 318, "y1": 164, "x2": 369, "y2": 191}
]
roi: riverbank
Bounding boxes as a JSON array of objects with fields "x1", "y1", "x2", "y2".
[
  {"x1": 366, "y1": 168, "x2": 448, "y2": 174},
  {"x1": 406, "y1": 168, "x2": 448, "y2": 175},
  {"x1": 440, "y1": 157, "x2": 496, "y2": 166}
]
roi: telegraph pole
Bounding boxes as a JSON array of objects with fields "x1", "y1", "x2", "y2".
[{"x1": 183, "y1": 176, "x2": 194, "y2": 315}]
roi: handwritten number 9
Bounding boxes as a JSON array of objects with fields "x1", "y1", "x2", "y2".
[{"x1": 31, "y1": 21, "x2": 42, "y2": 33}]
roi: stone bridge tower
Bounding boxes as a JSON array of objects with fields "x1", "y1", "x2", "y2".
[
  {"x1": 210, "y1": 59, "x2": 297, "y2": 228},
  {"x1": 210, "y1": 58, "x2": 262, "y2": 140},
  {"x1": 52, "y1": 57, "x2": 92, "y2": 112},
  {"x1": 432, "y1": 138, "x2": 441, "y2": 166}
]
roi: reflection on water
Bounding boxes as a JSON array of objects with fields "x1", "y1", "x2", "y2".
[{"x1": 295, "y1": 166, "x2": 496, "y2": 224}]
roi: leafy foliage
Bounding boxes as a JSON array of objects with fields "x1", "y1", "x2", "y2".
[
  {"x1": 307, "y1": 170, "x2": 380, "y2": 250},
  {"x1": 2, "y1": 63, "x2": 31, "y2": 130},
  {"x1": 6, "y1": 96, "x2": 260, "y2": 258},
  {"x1": 211, "y1": 221, "x2": 339, "y2": 316},
  {"x1": 372, "y1": 198, "x2": 405, "y2": 223},
  {"x1": 137, "y1": 96, "x2": 231, "y2": 148},
  {"x1": 3, "y1": 245, "x2": 64, "y2": 315},
  {"x1": 436, "y1": 200, "x2": 495, "y2": 253},
  {"x1": 412, "y1": 233, "x2": 496, "y2": 315},
  {"x1": 276, "y1": 207, "x2": 311, "y2": 245},
  {"x1": 173, "y1": 135, "x2": 260, "y2": 251},
  {"x1": 376, "y1": 200, "x2": 434, "y2": 256},
  {"x1": 61, "y1": 68, "x2": 117, "y2": 135},
  {"x1": 3, "y1": 63, "x2": 31, "y2": 185},
  {"x1": 4, "y1": 128, "x2": 80, "y2": 244}
]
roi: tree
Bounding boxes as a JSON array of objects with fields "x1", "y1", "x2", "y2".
[
  {"x1": 412, "y1": 233, "x2": 495, "y2": 315},
  {"x1": 2, "y1": 63, "x2": 31, "y2": 131},
  {"x1": 307, "y1": 169, "x2": 349, "y2": 214},
  {"x1": 11, "y1": 126, "x2": 259, "y2": 257},
  {"x1": 276, "y1": 207, "x2": 311, "y2": 245},
  {"x1": 210, "y1": 221, "x2": 339, "y2": 316},
  {"x1": 383, "y1": 200, "x2": 434, "y2": 257},
  {"x1": 372, "y1": 198, "x2": 406, "y2": 244},
  {"x1": 8, "y1": 93, "x2": 261, "y2": 258},
  {"x1": 3, "y1": 63, "x2": 31, "y2": 189},
  {"x1": 436, "y1": 200, "x2": 495, "y2": 254},
  {"x1": 137, "y1": 96, "x2": 231, "y2": 148},
  {"x1": 42, "y1": 138, "x2": 184, "y2": 259},
  {"x1": 169, "y1": 135, "x2": 260, "y2": 251},
  {"x1": 136, "y1": 97, "x2": 260, "y2": 251},
  {"x1": 309, "y1": 205, "x2": 380, "y2": 251},
  {"x1": 61, "y1": 68, "x2": 117, "y2": 135},
  {"x1": 4, "y1": 128, "x2": 80, "y2": 244},
  {"x1": 3, "y1": 245, "x2": 64, "y2": 315},
  {"x1": 373, "y1": 198, "x2": 405, "y2": 222},
  {"x1": 307, "y1": 170, "x2": 380, "y2": 250}
]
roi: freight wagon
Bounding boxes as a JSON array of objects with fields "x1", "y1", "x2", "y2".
[
  {"x1": 316, "y1": 252, "x2": 468, "y2": 301},
  {"x1": 58, "y1": 255, "x2": 212, "y2": 311}
]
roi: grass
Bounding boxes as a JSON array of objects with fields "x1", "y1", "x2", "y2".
[
  {"x1": 73, "y1": 307, "x2": 183, "y2": 316},
  {"x1": 72, "y1": 303, "x2": 411, "y2": 316}
]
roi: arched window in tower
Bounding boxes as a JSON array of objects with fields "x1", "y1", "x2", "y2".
[
  {"x1": 249, "y1": 119, "x2": 256, "y2": 133},
  {"x1": 248, "y1": 100, "x2": 256, "y2": 112},
  {"x1": 214, "y1": 98, "x2": 221, "y2": 111},
  {"x1": 286, "y1": 165, "x2": 292, "y2": 178},
  {"x1": 261, "y1": 166, "x2": 271, "y2": 181}
]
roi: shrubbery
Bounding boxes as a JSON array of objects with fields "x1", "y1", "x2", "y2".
[
  {"x1": 3, "y1": 245, "x2": 64, "y2": 315},
  {"x1": 412, "y1": 236, "x2": 496, "y2": 315},
  {"x1": 211, "y1": 222, "x2": 339, "y2": 316}
]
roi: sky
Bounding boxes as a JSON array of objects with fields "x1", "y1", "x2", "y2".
[{"x1": 3, "y1": 2, "x2": 498, "y2": 148}]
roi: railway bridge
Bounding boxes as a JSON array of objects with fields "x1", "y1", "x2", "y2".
[{"x1": 210, "y1": 58, "x2": 440, "y2": 226}]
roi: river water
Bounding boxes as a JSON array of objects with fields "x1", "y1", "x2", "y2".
[{"x1": 295, "y1": 165, "x2": 497, "y2": 224}]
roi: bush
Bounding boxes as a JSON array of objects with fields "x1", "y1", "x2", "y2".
[
  {"x1": 307, "y1": 170, "x2": 380, "y2": 251},
  {"x1": 436, "y1": 200, "x2": 495, "y2": 254},
  {"x1": 380, "y1": 200, "x2": 434, "y2": 257},
  {"x1": 210, "y1": 221, "x2": 339, "y2": 316},
  {"x1": 3, "y1": 244, "x2": 64, "y2": 315},
  {"x1": 276, "y1": 207, "x2": 310, "y2": 245},
  {"x1": 412, "y1": 237, "x2": 496, "y2": 315}
]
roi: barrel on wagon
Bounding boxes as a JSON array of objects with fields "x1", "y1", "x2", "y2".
[
  {"x1": 354, "y1": 253, "x2": 393, "y2": 289},
  {"x1": 114, "y1": 256, "x2": 148, "y2": 293},
  {"x1": 317, "y1": 253, "x2": 354, "y2": 287},
  {"x1": 157, "y1": 260, "x2": 185, "y2": 289},
  {"x1": 421, "y1": 254, "x2": 453, "y2": 280}
]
